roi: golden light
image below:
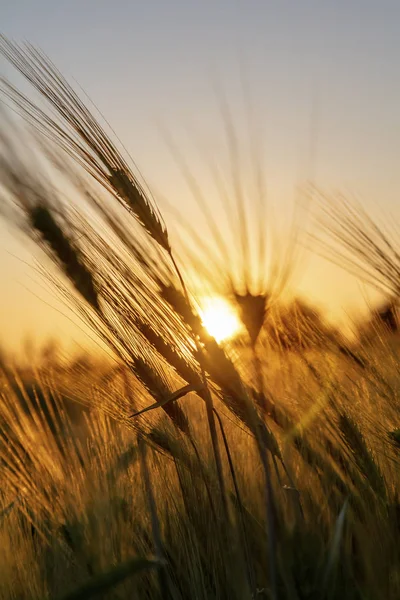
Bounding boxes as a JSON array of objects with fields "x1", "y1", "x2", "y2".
[{"x1": 200, "y1": 297, "x2": 241, "y2": 343}]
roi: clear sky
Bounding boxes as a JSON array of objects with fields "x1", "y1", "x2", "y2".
[{"x1": 1, "y1": 0, "x2": 400, "y2": 352}]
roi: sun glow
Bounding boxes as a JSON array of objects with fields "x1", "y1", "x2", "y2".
[{"x1": 200, "y1": 297, "x2": 241, "y2": 343}]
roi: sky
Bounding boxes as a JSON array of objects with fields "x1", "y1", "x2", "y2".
[{"x1": 1, "y1": 0, "x2": 400, "y2": 353}]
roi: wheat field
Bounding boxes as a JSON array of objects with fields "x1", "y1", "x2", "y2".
[{"x1": 0, "y1": 38, "x2": 399, "y2": 600}]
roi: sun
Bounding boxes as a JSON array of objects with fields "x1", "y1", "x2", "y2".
[{"x1": 200, "y1": 297, "x2": 241, "y2": 343}]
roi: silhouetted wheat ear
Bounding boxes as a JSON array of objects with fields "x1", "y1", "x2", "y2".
[
  {"x1": 234, "y1": 292, "x2": 268, "y2": 346},
  {"x1": 135, "y1": 320, "x2": 203, "y2": 389},
  {"x1": 159, "y1": 283, "x2": 204, "y2": 338},
  {"x1": 0, "y1": 38, "x2": 170, "y2": 252},
  {"x1": 109, "y1": 168, "x2": 170, "y2": 252},
  {"x1": 130, "y1": 356, "x2": 190, "y2": 435},
  {"x1": 314, "y1": 187, "x2": 400, "y2": 296},
  {"x1": 29, "y1": 205, "x2": 100, "y2": 311},
  {"x1": 339, "y1": 413, "x2": 387, "y2": 500}
]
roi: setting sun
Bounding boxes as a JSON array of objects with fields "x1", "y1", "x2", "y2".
[{"x1": 200, "y1": 297, "x2": 241, "y2": 343}]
